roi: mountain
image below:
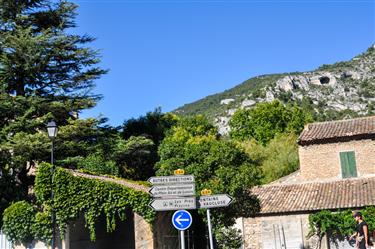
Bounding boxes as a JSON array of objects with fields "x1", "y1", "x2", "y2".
[{"x1": 174, "y1": 45, "x2": 375, "y2": 134}]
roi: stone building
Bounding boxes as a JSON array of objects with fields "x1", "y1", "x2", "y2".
[{"x1": 240, "y1": 116, "x2": 375, "y2": 249}]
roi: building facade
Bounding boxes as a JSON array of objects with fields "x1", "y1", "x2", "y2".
[{"x1": 241, "y1": 116, "x2": 375, "y2": 249}]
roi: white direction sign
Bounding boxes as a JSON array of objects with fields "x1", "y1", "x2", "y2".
[
  {"x1": 150, "y1": 197, "x2": 196, "y2": 211},
  {"x1": 148, "y1": 175, "x2": 195, "y2": 185},
  {"x1": 198, "y1": 194, "x2": 233, "y2": 209},
  {"x1": 149, "y1": 183, "x2": 195, "y2": 197}
]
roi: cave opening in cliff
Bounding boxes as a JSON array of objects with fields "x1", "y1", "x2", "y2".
[{"x1": 319, "y1": 76, "x2": 330, "y2": 84}]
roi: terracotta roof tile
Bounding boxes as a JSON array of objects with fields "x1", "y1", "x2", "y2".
[
  {"x1": 298, "y1": 116, "x2": 375, "y2": 145},
  {"x1": 251, "y1": 176, "x2": 375, "y2": 214}
]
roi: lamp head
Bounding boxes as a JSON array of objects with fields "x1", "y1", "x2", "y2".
[{"x1": 47, "y1": 120, "x2": 58, "y2": 139}]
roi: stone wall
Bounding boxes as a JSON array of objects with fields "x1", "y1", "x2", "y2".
[
  {"x1": 13, "y1": 232, "x2": 64, "y2": 249},
  {"x1": 299, "y1": 139, "x2": 375, "y2": 181},
  {"x1": 242, "y1": 214, "x2": 322, "y2": 249},
  {"x1": 242, "y1": 213, "x2": 363, "y2": 249},
  {"x1": 134, "y1": 213, "x2": 154, "y2": 249},
  {"x1": 14, "y1": 241, "x2": 50, "y2": 249}
]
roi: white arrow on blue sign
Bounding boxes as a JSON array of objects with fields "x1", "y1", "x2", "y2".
[{"x1": 172, "y1": 210, "x2": 193, "y2": 231}]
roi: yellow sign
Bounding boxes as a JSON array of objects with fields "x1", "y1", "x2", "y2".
[
  {"x1": 174, "y1": 169, "x2": 185, "y2": 175},
  {"x1": 201, "y1": 188, "x2": 212, "y2": 196}
]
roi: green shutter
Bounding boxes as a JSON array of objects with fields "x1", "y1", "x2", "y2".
[{"x1": 340, "y1": 151, "x2": 357, "y2": 178}]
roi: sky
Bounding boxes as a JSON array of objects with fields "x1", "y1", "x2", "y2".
[{"x1": 73, "y1": 0, "x2": 375, "y2": 126}]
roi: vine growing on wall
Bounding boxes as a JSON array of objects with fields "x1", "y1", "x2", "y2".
[
  {"x1": 308, "y1": 207, "x2": 375, "y2": 248},
  {"x1": 2, "y1": 163, "x2": 155, "y2": 244}
]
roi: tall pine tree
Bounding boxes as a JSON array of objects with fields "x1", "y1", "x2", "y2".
[{"x1": 0, "y1": 0, "x2": 107, "y2": 224}]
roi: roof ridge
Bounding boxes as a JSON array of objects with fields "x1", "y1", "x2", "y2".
[
  {"x1": 306, "y1": 115, "x2": 375, "y2": 127},
  {"x1": 298, "y1": 115, "x2": 375, "y2": 145},
  {"x1": 256, "y1": 174, "x2": 375, "y2": 188},
  {"x1": 252, "y1": 175, "x2": 375, "y2": 214}
]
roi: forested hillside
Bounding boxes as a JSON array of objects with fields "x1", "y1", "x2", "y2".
[{"x1": 174, "y1": 45, "x2": 375, "y2": 133}]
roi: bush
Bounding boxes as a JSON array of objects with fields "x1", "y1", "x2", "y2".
[
  {"x1": 308, "y1": 206, "x2": 375, "y2": 246},
  {"x1": 2, "y1": 201, "x2": 36, "y2": 244},
  {"x1": 215, "y1": 227, "x2": 243, "y2": 249},
  {"x1": 77, "y1": 152, "x2": 119, "y2": 176}
]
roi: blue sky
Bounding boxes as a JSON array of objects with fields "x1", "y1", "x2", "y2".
[{"x1": 74, "y1": 0, "x2": 375, "y2": 125}]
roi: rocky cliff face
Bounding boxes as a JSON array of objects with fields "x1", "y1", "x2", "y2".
[{"x1": 175, "y1": 45, "x2": 375, "y2": 134}]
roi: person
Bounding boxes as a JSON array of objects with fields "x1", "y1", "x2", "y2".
[{"x1": 349, "y1": 212, "x2": 372, "y2": 249}]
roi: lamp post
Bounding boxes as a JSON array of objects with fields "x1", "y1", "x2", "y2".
[{"x1": 47, "y1": 121, "x2": 58, "y2": 249}]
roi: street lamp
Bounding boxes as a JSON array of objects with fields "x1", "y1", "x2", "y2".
[
  {"x1": 47, "y1": 120, "x2": 58, "y2": 249},
  {"x1": 47, "y1": 120, "x2": 58, "y2": 162}
]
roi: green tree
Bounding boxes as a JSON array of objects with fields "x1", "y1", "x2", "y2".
[
  {"x1": 122, "y1": 108, "x2": 177, "y2": 145},
  {"x1": 114, "y1": 136, "x2": 157, "y2": 180},
  {"x1": 229, "y1": 100, "x2": 311, "y2": 144},
  {"x1": 0, "y1": 0, "x2": 106, "y2": 224},
  {"x1": 156, "y1": 116, "x2": 261, "y2": 227},
  {"x1": 240, "y1": 133, "x2": 299, "y2": 183},
  {"x1": 120, "y1": 109, "x2": 178, "y2": 180}
]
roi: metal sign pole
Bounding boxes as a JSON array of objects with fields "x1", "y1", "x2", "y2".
[
  {"x1": 207, "y1": 209, "x2": 214, "y2": 249},
  {"x1": 180, "y1": 230, "x2": 185, "y2": 249}
]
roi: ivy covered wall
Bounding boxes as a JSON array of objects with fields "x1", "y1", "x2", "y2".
[{"x1": 2, "y1": 163, "x2": 154, "y2": 244}]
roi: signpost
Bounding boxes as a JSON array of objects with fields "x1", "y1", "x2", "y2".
[
  {"x1": 206, "y1": 209, "x2": 214, "y2": 249},
  {"x1": 172, "y1": 210, "x2": 193, "y2": 230},
  {"x1": 172, "y1": 210, "x2": 192, "y2": 249},
  {"x1": 148, "y1": 175, "x2": 195, "y2": 185},
  {"x1": 148, "y1": 173, "x2": 233, "y2": 249},
  {"x1": 198, "y1": 194, "x2": 233, "y2": 209},
  {"x1": 149, "y1": 183, "x2": 195, "y2": 197},
  {"x1": 148, "y1": 170, "x2": 197, "y2": 249},
  {"x1": 199, "y1": 190, "x2": 233, "y2": 249},
  {"x1": 149, "y1": 197, "x2": 196, "y2": 211}
]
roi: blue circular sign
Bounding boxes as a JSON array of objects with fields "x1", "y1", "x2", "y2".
[{"x1": 172, "y1": 210, "x2": 193, "y2": 231}]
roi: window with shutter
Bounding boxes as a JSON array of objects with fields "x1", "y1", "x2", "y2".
[{"x1": 339, "y1": 151, "x2": 357, "y2": 178}]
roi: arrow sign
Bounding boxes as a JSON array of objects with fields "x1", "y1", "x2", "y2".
[
  {"x1": 176, "y1": 215, "x2": 189, "y2": 226},
  {"x1": 198, "y1": 194, "x2": 233, "y2": 209},
  {"x1": 150, "y1": 197, "x2": 196, "y2": 211},
  {"x1": 148, "y1": 175, "x2": 195, "y2": 185},
  {"x1": 149, "y1": 183, "x2": 195, "y2": 197},
  {"x1": 172, "y1": 210, "x2": 193, "y2": 231}
]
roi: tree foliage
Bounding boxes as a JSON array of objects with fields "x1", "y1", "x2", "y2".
[
  {"x1": 0, "y1": 0, "x2": 106, "y2": 225},
  {"x1": 119, "y1": 109, "x2": 178, "y2": 180},
  {"x1": 240, "y1": 133, "x2": 299, "y2": 184},
  {"x1": 122, "y1": 108, "x2": 177, "y2": 145},
  {"x1": 156, "y1": 115, "x2": 261, "y2": 227},
  {"x1": 2, "y1": 201, "x2": 36, "y2": 244},
  {"x1": 308, "y1": 207, "x2": 375, "y2": 248},
  {"x1": 229, "y1": 100, "x2": 312, "y2": 144},
  {"x1": 77, "y1": 151, "x2": 118, "y2": 176},
  {"x1": 113, "y1": 135, "x2": 156, "y2": 180},
  {"x1": 215, "y1": 227, "x2": 243, "y2": 249}
]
